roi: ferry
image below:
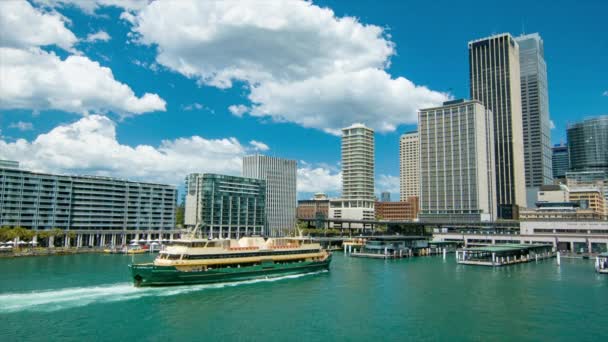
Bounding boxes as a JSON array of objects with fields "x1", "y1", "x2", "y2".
[{"x1": 129, "y1": 235, "x2": 331, "y2": 287}]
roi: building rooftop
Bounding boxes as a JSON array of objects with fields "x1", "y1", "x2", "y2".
[
  {"x1": 468, "y1": 33, "x2": 514, "y2": 45},
  {"x1": 342, "y1": 123, "x2": 372, "y2": 131},
  {"x1": 462, "y1": 244, "x2": 553, "y2": 253}
]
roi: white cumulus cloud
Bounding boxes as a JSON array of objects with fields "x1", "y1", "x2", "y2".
[
  {"x1": 376, "y1": 174, "x2": 399, "y2": 194},
  {"x1": 0, "y1": 1, "x2": 166, "y2": 118},
  {"x1": 127, "y1": 0, "x2": 447, "y2": 133},
  {"x1": 33, "y1": 0, "x2": 150, "y2": 14},
  {"x1": 85, "y1": 30, "x2": 111, "y2": 42},
  {"x1": 0, "y1": 115, "x2": 266, "y2": 185},
  {"x1": 228, "y1": 104, "x2": 249, "y2": 117},
  {"x1": 249, "y1": 140, "x2": 269, "y2": 151},
  {"x1": 0, "y1": 47, "x2": 166, "y2": 117},
  {"x1": 0, "y1": 0, "x2": 77, "y2": 51},
  {"x1": 297, "y1": 166, "x2": 341, "y2": 194}
]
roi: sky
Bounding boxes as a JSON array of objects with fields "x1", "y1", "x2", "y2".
[{"x1": 0, "y1": 0, "x2": 607, "y2": 201}]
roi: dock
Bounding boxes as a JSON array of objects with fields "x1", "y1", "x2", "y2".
[{"x1": 456, "y1": 244, "x2": 555, "y2": 266}]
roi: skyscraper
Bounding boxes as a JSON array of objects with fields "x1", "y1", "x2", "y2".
[
  {"x1": 515, "y1": 33, "x2": 553, "y2": 206},
  {"x1": 243, "y1": 155, "x2": 297, "y2": 237},
  {"x1": 418, "y1": 100, "x2": 496, "y2": 222},
  {"x1": 469, "y1": 33, "x2": 527, "y2": 218},
  {"x1": 552, "y1": 144, "x2": 569, "y2": 180},
  {"x1": 341, "y1": 123, "x2": 375, "y2": 200},
  {"x1": 328, "y1": 124, "x2": 375, "y2": 227},
  {"x1": 399, "y1": 131, "x2": 419, "y2": 201},
  {"x1": 567, "y1": 115, "x2": 608, "y2": 173}
]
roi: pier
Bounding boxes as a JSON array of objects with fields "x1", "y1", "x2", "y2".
[{"x1": 456, "y1": 244, "x2": 555, "y2": 266}]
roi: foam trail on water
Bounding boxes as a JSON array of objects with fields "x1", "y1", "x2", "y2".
[{"x1": 0, "y1": 270, "x2": 327, "y2": 313}]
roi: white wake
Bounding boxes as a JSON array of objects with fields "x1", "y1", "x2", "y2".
[{"x1": 0, "y1": 270, "x2": 327, "y2": 313}]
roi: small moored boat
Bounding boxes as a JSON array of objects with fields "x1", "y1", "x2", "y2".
[{"x1": 596, "y1": 252, "x2": 608, "y2": 274}]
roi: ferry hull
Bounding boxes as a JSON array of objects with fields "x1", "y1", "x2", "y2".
[{"x1": 129, "y1": 257, "x2": 331, "y2": 287}]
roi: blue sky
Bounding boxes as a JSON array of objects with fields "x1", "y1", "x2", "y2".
[{"x1": 0, "y1": 0, "x2": 606, "y2": 201}]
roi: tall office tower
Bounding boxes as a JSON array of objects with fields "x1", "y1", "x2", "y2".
[
  {"x1": 552, "y1": 144, "x2": 569, "y2": 180},
  {"x1": 342, "y1": 124, "x2": 375, "y2": 200},
  {"x1": 243, "y1": 155, "x2": 297, "y2": 237},
  {"x1": 516, "y1": 33, "x2": 553, "y2": 206},
  {"x1": 469, "y1": 33, "x2": 527, "y2": 218},
  {"x1": 399, "y1": 131, "x2": 420, "y2": 201},
  {"x1": 567, "y1": 116, "x2": 608, "y2": 173},
  {"x1": 184, "y1": 173, "x2": 266, "y2": 238},
  {"x1": 418, "y1": 100, "x2": 496, "y2": 222}
]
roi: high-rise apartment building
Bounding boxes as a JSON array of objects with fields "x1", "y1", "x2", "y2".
[
  {"x1": 184, "y1": 173, "x2": 266, "y2": 238},
  {"x1": 329, "y1": 124, "x2": 375, "y2": 227},
  {"x1": 552, "y1": 144, "x2": 569, "y2": 180},
  {"x1": 516, "y1": 33, "x2": 553, "y2": 206},
  {"x1": 243, "y1": 155, "x2": 297, "y2": 237},
  {"x1": 399, "y1": 131, "x2": 419, "y2": 201},
  {"x1": 469, "y1": 33, "x2": 527, "y2": 218},
  {"x1": 342, "y1": 124, "x2": 375, "y2": 200},
  {"x1": 567, "y1": 115, "x2": 608, "y2": 173},
  {"x1": 418, "y1": 100, "x2": 496, "y2": 222},
  {"x1": 0, "y1": 161, "x2": 177, "y2": 247}
]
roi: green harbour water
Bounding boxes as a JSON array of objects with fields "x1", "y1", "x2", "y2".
[{"x1": 0, "y1": 252, "x2": 606, "y2": 341}]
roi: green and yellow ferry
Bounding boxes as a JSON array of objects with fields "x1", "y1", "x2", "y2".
[{"x1": 129, "y1": 236, "x2": 331, "y2": 287}]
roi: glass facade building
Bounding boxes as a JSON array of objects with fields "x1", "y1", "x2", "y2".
[
  {"x1": 516, "y1": 33, "x2": 553, "y2": 188},
  {"x1": 469, "y1": 33, "x2": 527, "y2": 218},
  {"x1": 184, "y1": 173, "x2": 265, "y2": 238},
  {"x1": 552, "y1": 144, "x2": 569, "y2": 179},
  {"x1": 567, "y1": 116, "x2": 608, "y2": 173}
]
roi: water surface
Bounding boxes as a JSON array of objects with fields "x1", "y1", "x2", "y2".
[{"x1": 0, "y1": 253, "x2": 606, "y2": 341}]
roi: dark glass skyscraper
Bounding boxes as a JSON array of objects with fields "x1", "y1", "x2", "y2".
[
  {"x1": 552, "y1": 144, "x2": 569, "y2": 179},
  {"x1": 567, "y1": 116, "x2": 608, "y2": 173},
  {"x1": 469, "y1": 33, "x2": 527, "y2": 218}
]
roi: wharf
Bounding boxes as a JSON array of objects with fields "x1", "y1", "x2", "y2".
[{"x1": 456, "y1": 244, "x2": 555, "y2": 267}]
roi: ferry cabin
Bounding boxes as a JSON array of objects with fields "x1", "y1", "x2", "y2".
[
  {"x1": 596, "y1": 252, "x2": 608, "y2": 274},
  {"x1": 456, "y1": 244, "x2": 555, "y2": 266}
]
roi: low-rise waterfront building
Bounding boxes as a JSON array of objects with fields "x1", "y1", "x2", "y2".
[
  {"x1": 0, "y1": 160, "x2": 177, "y2": 247},
  {"x1": 569, "y1": 187, "x2": 606, "y2": 215},
  {"x1": 297, "y1": 193, "x2": 330, "y2": 220},
  {"x1": 328, "y1": 199, "x2": 375, "y2": 228},
  {"x1": 433, "y1": 220, "x2": 608, "y2": 254},
  {"x1": 375, "y1": 197, "x2": 419, "y2": 221},
  {"x1": 184, "y1": 173, "x2": 266, "y2": 238}
]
